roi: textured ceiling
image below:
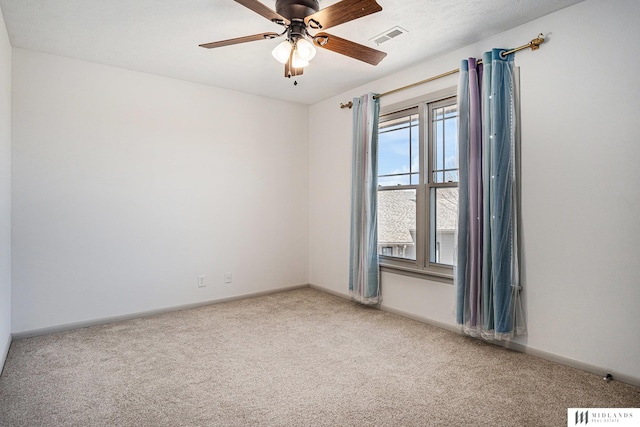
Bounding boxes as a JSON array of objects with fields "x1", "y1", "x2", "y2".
[{"x1": 0, "y1": 0, "x2": 584, "y2": 105}]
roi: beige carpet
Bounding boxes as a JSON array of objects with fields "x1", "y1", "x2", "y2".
[{"x1": 0, "y1": 287, "x2": 638, "y2": 426}]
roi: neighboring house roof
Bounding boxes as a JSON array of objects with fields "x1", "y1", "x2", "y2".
[
  {"x1": 377, "y1": 190, "x2": 416, "y2": 245},
  {"x1": 377, "y1": 188, "x2": 458, "y2": 245},
  {"x1": 435, "y1": 188, "x2": 458, "y2": 232}
]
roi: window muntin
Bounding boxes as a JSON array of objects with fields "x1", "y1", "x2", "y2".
[{"x1": 377, "y1": 93, "x2": 458, "y2": 280}]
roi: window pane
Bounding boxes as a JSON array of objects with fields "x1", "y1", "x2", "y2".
[
  {"x1": 377, "y1": 189, "x2": 417, "y2": 260},
  {"x1": 378, "y1": 114, "x2": 419, "y2": 186},
  {"x1": 378, "y1": 123, "x2": 410, "y2": 176},
  {"x1": 432, "y1": 104, "x2": 458, "y2": 183},
  {"x1": 430, "y1": 187, "x2": 458, "y2": 265}
]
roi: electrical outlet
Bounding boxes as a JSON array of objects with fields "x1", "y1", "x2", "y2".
[
  {"x1": 224, "y1": 272, "x2": 232, "y2": 284},
  {"x1": 198, "y1": 275, "x2": 206, "y2": 288}
]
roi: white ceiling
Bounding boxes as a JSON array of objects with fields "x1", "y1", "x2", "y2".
[{"x1": 0, "y1": 0, "x2": 583, "y2": 105}]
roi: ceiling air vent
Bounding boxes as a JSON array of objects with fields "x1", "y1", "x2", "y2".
[{"x1": 370, "y1": 26, "x2": 408, "y2": 46}]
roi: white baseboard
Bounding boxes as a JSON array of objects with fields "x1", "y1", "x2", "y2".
[
  {"x1": 12, "y1": 284, "x2": 309, "y2": 340},
  {"x1": 377, "y1": 302, "x2": 640, "y2": 388},
  {"x1": 246, "y1": 284, "x2": 640, "y2": 388},
  {"x1": 380, "y1": 303, "x2": 462, "y2": 335},
  {"x1": 514, "y1": 343, "x2": 640, "y2": 388},
  {"x1": 0, "y1": 333, "x2": 11, "y2": 376},
  {"x1": 309, "y1": 283, "x2": 350, "y2": 300},
  {"x1": 10, "y1": 283, "x2": 640, "y2": 388}
]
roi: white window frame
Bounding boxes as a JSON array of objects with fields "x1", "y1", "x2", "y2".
[{"x1": 377, "y1": 87, "x2": 458, "y2": 283}]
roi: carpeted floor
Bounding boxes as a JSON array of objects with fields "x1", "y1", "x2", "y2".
[{"x1": 0, "y1": 287, "x2": 638, "y2": 426}]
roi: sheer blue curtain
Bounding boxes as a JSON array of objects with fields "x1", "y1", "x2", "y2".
[
  {"x1": 349, "y1": 93, "x2": 381, "y2": 305},
  {"x1": 456, "y1": 49, "x2": 525, "y2": 339}
]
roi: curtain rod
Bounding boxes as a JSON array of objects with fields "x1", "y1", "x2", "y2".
[{"x1": 339, "y1": 33, "x2": 545, "y2": 109}]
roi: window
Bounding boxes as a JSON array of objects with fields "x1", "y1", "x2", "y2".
[{"x1": 377, "y1": 90, "x2": 458, "y2": 281}]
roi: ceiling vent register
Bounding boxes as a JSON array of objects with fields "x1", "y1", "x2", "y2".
[{"x1": 370, "y1": 26, "x2": 408, "y2": 46}]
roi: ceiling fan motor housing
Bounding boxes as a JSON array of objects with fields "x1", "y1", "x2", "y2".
[{"x1": 275, "y1": 0, "x2": 320, "y2": 20}]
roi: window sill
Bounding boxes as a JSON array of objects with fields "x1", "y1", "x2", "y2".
[{"x1": 380, "y1": 262, "x2": 454, "y2": 285}]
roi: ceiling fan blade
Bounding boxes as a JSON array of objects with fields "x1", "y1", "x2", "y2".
[
  {"x1": 234, "y1": 0, "x2": 289, "y2": 25},
  {"x1": 199, "y1": 32, "x2": 280, "y2": 49},
  {"x1": 305, "y1": 0, "x2": 382, "y2": 30},
  {"x1": 313, "y1": 32, "x2": 386, "y2": 65}
]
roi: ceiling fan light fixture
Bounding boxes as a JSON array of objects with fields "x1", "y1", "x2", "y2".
[
  {"x1": 272, "y1": 40, "x2": 292, "y2": 64},
  {"x1": 295, "y1": 38, "x2": 316, "y2": 61},
  {"x1": 291, "y1": 49, "x2": 310, "y2": 68}
]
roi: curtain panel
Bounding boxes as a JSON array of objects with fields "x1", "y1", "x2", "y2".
[
  {"x1": 349, "y1": 93, "x2": 381, "y2": 305},
  {"x1": 456, "y1": 49, "x2": 525, "y2": 340}
]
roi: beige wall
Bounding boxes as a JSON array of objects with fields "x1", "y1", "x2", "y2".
[{"x1": 11, "y1": 50, "x2": 309, "y2": 333}]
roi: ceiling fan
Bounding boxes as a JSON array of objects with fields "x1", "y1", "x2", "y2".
[{"x1": 199, "y1": 0, "x2": 387, "y2": 78}]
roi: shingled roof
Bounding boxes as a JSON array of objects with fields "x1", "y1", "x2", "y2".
[
  {"x1": 377, "y1": 190, "x2": 416, "y2": 245},
  {"x1": 377, "y1": 188, "x2": 457, "y2": 245}
]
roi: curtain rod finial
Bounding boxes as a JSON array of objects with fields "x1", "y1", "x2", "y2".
[
  {"x1": 340, "y1": 101, "x2": 353, "y2": 109},
  {"x1": 531, "y1": 33, "x2": 545, "y2": 51}
]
